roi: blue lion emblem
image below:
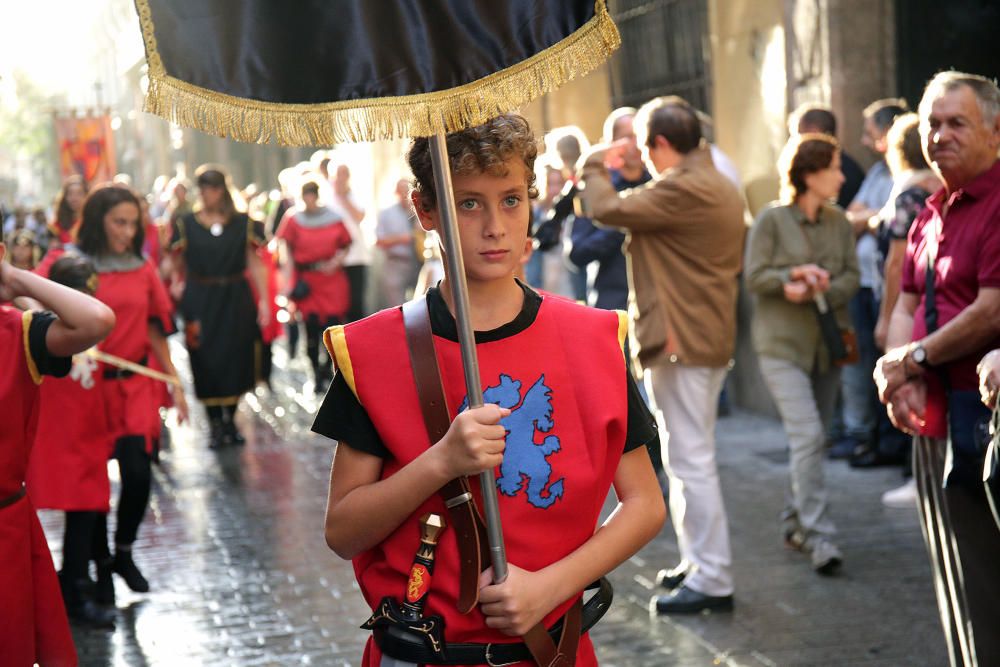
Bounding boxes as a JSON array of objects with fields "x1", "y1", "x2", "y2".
[{"x1": 460, "y1": 374, "x2": 564, "y2": 509}]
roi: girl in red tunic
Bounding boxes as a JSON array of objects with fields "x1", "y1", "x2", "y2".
[
  {"x1": 75, "y1": 184, "x2": 189, "y2": 601},
  {"x1": 0, "y1": 226, "x2": 115, "y2": 666},
  {"x1": 276, "y1": 180, "x2": 352, "y2": 393},
  {"x1": 45, "y1": 175, "x2": 87, "y2": 253},
  {"x1": 27, "y1": 254, "x2": 117, "y2": 629}
]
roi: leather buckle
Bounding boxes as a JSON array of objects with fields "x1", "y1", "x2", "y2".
[
  {"x1": 485, "y1": 643, "x2": 519, "y2": 667},
  {"x1": 444, "y1": 491, "x2": 473, "y2": 508}
]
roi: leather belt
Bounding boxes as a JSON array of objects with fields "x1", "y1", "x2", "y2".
[
  {"x1": 103, "y1": 356, "x2": 148, "y2": 380},
  {"x1": 0, "y1": 484, "x2": 27, "y2": 509},
  {"x1": 375, "y1": 578, "x2": 612, "y2": 666},
  {"x1": 294, "y1": 260, "x2": 329, "y2": 272},
  {"x1": 189, "y1": 272, "x2": 245, "y2": 285}
]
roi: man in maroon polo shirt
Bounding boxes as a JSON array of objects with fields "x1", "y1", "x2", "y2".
[{"x1": 875, "y1": 71, "x2": 1000, "y2": 667}]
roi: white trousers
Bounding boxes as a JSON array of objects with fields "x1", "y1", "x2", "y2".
[{"x1": 646, "y1": 363, "x2": 734, "y2": 596}]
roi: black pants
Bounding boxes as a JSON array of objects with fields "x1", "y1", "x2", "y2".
[
  {"x1": 344, "y1": 264, "x2": 368, "y2": 322},
  {"x1": 305, "y1": 314, "x2": 340, "y2": 386},
  {"x1": 113, "y1": 435, "x2": 151, "y2": 547},
  {"x1": 914, "y1": 436, "x2": 1000, "y2": 666},
  {"x1": 63, "y1": 510, "x2": 105, "y2": 578}
]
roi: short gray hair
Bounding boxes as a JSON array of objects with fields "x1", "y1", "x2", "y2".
[{"x1": 919, "y1": 70, "x2": 1000, "y2": 127}]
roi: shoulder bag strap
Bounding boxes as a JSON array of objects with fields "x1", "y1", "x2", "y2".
[{"x1": 401, "y1": 296, "x2": 489, "y2": 615}]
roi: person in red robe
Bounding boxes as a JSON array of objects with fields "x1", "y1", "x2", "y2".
[
  {"x1": 313, "y1": 114, "x2": 666, "y2": 666},
  {"x1": 74, "y1": 184, "x2": 189, "y2": 602},
  {"x1": 45, "y1": 175, "x2": 87, "y2": 254},
  {"x1": 0, "y1": 225, "x2": 116, "y2": 666},
  {"x1": 276, "y1": 179, "x2": 352, "y2": 394},
  {"x1": 27, "y1": 254, "x2": 117, "y2": 629}
]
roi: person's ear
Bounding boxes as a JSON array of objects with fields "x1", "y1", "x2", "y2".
[
  {"x1": 0, "y1": 243, "x2": 6, "y2": 263},
  {"x1": 411, "y1": 191, "x2": 437, "y2": 233}
]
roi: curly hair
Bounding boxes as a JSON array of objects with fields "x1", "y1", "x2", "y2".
[
  {"x1": 778, "y1": 133, "x2": 840, "y2": 203},
  {"x1": 77, "y1": 183, "x2": 145, "y2": 258},
  {"x1": 407, "y1": 113, "x2": 539, "y2": 212}
]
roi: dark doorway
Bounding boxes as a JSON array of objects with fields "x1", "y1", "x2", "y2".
[
  {"x1": 608, "y1": 0, "x2": 712, "y2": 114},
  {"x1": 896, "y1": 1, "x2": 1000, "y2": 105}
]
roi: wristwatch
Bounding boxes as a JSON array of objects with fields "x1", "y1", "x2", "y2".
[{"x1": 910, "y1": 342, "x2": 931, "y2": 369}]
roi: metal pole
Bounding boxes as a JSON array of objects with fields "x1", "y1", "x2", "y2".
[{"x1": 428, "y1": 129, "x2": 508, "y2": 584}]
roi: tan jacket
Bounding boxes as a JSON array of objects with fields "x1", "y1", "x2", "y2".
[{"x1": 580, "y1": 146, "x2": 746, "y2": 369}]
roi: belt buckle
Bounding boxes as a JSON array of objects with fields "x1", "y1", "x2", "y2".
[{"x1": 485, "y1": 643, "x2": 518, "y2": 667}]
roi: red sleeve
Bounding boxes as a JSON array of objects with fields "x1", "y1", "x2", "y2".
[
  {"x1": 275, "y1": 211, "x2": 296, "y2": 244},
  {"x1": 335, "y1": 221, "x2": 352, "y2": 250},
  {"x1": 145, "y1": 261, "x2": 176, "y2": 335}
]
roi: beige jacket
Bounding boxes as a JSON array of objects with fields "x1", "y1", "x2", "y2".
[{"x1": 580, "y1": 146, "x2": 746, "y2": 369}]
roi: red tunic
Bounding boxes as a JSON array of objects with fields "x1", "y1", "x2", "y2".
[
  {"x1": 0, "y1": 307, "x2": 77, "y2": 667},
  {"x1": 327, "y1": 296, "x2": 629, "y2": 666},
  {"x1": 27, "y1": 355, "x2": 112, "y2": 512},
  {"x1": 253, "y1": 241, "x2": 283, "y2": 344},
  {"x1": 276, "y1": 212, "x2": 352, "y2": 318},
  {"x1": 96, "y1": 260, "x2": 175, "y2": 451}
]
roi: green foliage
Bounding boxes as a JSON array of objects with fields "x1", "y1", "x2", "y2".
[{"x1": 0, "y1": 71, "x2": 59, "y2": 193}]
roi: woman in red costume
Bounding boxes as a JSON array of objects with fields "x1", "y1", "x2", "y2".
[
  {"x1": 276, "y1": 179, "x2": 352, "y2": 394},
  {"x1": 47, "y1": 175, "x2": 87, "y2": 251},
  {"x1": 27, "y1": 254, "x2": 117, "y2": 629},
  {"x1": 0, "y1": 223, "x2": 115, "y2": 666},
  {"x1": 75, "y1": 184, "x2": 189, "y2": 602}
]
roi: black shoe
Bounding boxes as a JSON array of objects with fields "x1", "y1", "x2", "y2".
[
  {"x1": 655, "y1": 566, "x2": 688, "y2": 591},
  {"x1": 60, "y1": 574, "x2": 116, "y2": 629},
  {"x1": 654, "y1": 584, "x2": 733, "y2": 614},
  {"x1": 849, "y1": 447, "x2": 902, "y2": 468},
  {"x1": 209, "y1": 419, "x2": 226, "y2": 449},
  {"x1": 113, "y1": 550, "x2": 150, "y2": 593},
  {"x1": 827, "y1": 437, "x2": 858, "y2": 460},
  {"x1": 95, "y1": 558, "x2": 116, "y2": 606},
  {"x1": 224, "y1": 420, "x2": 245, "y2": 446}
]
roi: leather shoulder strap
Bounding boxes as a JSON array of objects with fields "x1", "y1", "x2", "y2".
[
  {"x1": 401, "y1": 296, "x2": 583, "y2": 666},
  {"x1": 401, "y1": 296, "x2": 488, "y2": 614}
]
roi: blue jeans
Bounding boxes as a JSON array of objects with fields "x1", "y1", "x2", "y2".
[{"x1": 841, "y1": 287, "x2": 879, "y2": 442}]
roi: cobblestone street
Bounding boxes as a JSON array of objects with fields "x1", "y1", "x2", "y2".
[{"x1": 40, "y1": 345, "x2": 947, "y2": 666}]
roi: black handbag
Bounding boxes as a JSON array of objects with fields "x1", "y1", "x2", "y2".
[
  {"x1": 290, "y1": 278, "x2": 310, "y2": 301},
  {"x1": 812, "y1": 293, "x2": 858, "y2": 365},
  {"x1": 943, "y1": 389, "x2": 992, "y2": 490},
  {"x1": 792, "y1": 214, "x2": 857, "y2": 366}
]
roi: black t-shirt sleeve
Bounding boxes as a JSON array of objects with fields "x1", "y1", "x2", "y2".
[
  {"x1": 311, "y1": 372, "x2": 390, "y2": 458},
  {"x1": 623, "y1": 369, "x2": 658, "y2": 453},
  {"x1": 27, "y1": 311, "x2": 72, "y2": 378}
]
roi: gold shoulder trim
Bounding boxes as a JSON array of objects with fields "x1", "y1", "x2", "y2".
[
  {"x1": 135, "y1": 0, "x2": 620, "y2": 145},
  {"x1": 21, "y1": 311, "x2": 43, "y2": 385},
  {"x1": 614, "y1": 309, "x2": 629, "y2": 357},
  {"x1": 324, "y1": 325, "x2": 357, "y2": 399}
]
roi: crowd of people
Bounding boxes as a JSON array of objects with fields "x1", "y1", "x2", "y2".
[{"x1": 1, "y1": 68, "x2": 998, "y2": 666}]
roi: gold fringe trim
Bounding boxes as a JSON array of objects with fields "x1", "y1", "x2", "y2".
[
  {"x1": 22, "y1": 311, "x2": 43, "y2": 386},
  {"x1": 135, "y1": 0, "x2": 620, "y2": 146}
]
